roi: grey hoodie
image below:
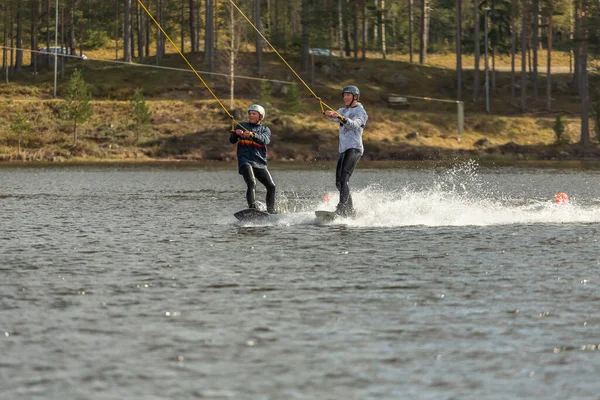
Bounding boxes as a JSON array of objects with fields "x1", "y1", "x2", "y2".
[{"x1": 328, "y1": 102, "x2": 368, "y2": 155}]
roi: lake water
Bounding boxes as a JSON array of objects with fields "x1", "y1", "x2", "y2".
[{"x1": 1, "y1": 162, "x2": 600, "y2": 399}]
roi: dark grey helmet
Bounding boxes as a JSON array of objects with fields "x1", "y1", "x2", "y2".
[{"x1": 342, "y1": 85, "x2": 360, "y2": 100}]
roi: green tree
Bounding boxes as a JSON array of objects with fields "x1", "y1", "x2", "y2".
[
  {"x1": 591, "y1": 90, "x2": 600, "y2": 142},
  {"x1": 11, "y1": 110, "x2": 31, "y2": 156},
  {"x1": 130, "y1": 89, "x2": 151, "y2": 142},
  {"x1": 63, "y1": 69, "x2": 92, "y2": 145}
]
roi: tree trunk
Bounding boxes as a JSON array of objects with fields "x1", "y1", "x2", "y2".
[
  {"x1": 492, "y1": 37, "x2": 496, "y2": 92},
  {"x1": 180, "y1": 0, "x2": 184, "y2": 52},
  {"x1": 115, "y1": 0, "x2": 119, "y2": 60},
  {"x1": 266, "y1": 0, "x2": 271, "y2": 40},
  {"x1": 381, "y1": 0, "x2": 386, "y2": 60},
  {"x1": 70, "y1": 4, "x2": 75, "y2": 55},
  {"x1": 255, "y1": 0, "x2": 264, "y2": 74},
  {"x1": 155, "y1": 0, "x2": 161, "y2": 64},
  {"x1": 329, "y1": 0, "x2": 334, "y2": 73},
  {"x1": 204, "y1": 0, "x2": 214, "y2": 71},
  {"x1": 510, "y1": 5, "x2": 516, "y2": 105},
  {"x1": 213, "y1": 0, "x2": 217, "y2": 54},
  {"x1": 338, "y1": 0, "x2": 343, "y2": 57},
  {"x1": 473, "y1": 0, "x2": 480, "y2": 101},
  {"x1": 131, "y1": 0, "x2": 135, "y2": 58},
  {"x1": 189, "y1": 0, "x2": 197, "y2": 52},
  {"x1": 145, "y1": 9, "x2": 150, "y2": 57},
  {"x1": 491, "y1": 1, "x2": 496, "y2": 92},
  {"x1": 361, "y1": 0, "x2": 366, "y2": 59},
  {"x1": 571, "y1": 0, "x2": 579, "y2": 94},
  {"x1": 527, "y1": 38, "x2": 531, "y2": 75},
  {"x1": 520, "y1": 0, "x2": 527, "y2": 112},
  {"x1": 282, "y1": 0, "x2": 287, "y2": 48},
  {"x1": 73, "y1": 119, "x2": 78, "y2": 145},
  {"x1": 579, "y1": 0, "x2": 589, "y2": 146},
  {"x1": 408, "y1": 0, "x2": 413, "y2": 63},
  {"x1": 138, "y1": 0, "x2": 144, "y2": 61},
  {"x1": 301, "y1": 0, "x2": 309, "y2": 71},
  {"x1": 374, "y1": 1, "x2": 378, "y2": 48},
  {"x1": 199, "y1": 0, "x2": 206, "y2": 51},
  {"x1": 10, "y1": 0, "x2": 14, "y2": 70},
  {"x1": 546, "y1": 1, "x2": 552, "y2": 111},
  {"x1": 419, "y1": 0, "x2": 427, "y2": 63},
  {"x1": 124, "y1": 0, "x2": 131, "y2": 62},
  {"x1": 531, "y1": 0, "x2": 538, "y2": 96},
  {"x1": 344, "y1": 12, "x2": 350, "y2": 56},
  {"x1": 3, "y1": 4, "x2": 8, "y2": 81},
  {"x1": 47, "y1": 0, "x2": 51, "y2": 68},
  {"x1": 81, "y1": 0, "x2": 89, "y2": 58},
  {"x1": 60, "y1": 2, "x2": 64, "y2": 79},
  {"x1": 159, "y1": 0, "x2": 165, "y2": 57},
  {"x1": 230, "y1": 1, "x2": 234, "y2": 109},
  {"x1": 456, "y1": 0, "x2": 462, "y2": 100},
  {"x1": 274, "y1": 0, "x2": 279, "y2": 48},
  {"x1": 32, "y1": 0, "x2": 38, "y2": 73},
  {"x1": 569, "y1": 0, "x2": 573, "y2": 76},
  {"x1": 353, "y1": 0, "x2": 358, "y2": 59},
  {"x1": 16, "y1": 0, "x2": 23, "y2": 70}
]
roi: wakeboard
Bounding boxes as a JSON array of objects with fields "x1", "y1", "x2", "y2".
[
  {"x1": 315, "y1": 210, "x2": 339, "y2": 222},
  {"x1": 234, "y1": 208, "x2": 272, "y2": 222}
]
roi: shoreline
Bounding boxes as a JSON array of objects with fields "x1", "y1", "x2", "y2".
[{"x1": 3, "y1": 157, "x2": 600, "y2": 170}]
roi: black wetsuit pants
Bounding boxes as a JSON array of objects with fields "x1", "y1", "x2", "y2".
[
  {"x1": 335, "y1": 148, "x2": 362, "y2": 213},
  {"x1": 240, "y1": 165, "x2": 276, "y2": 213}
]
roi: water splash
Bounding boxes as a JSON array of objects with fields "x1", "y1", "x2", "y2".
[
  {"x1": 316, "y1": 161, "x2": 600, "y2": 227},
  {"x1": 233, "y1": 161, "x2": 600, "y2": 227}
]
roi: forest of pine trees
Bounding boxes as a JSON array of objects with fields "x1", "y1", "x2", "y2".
[
  {"x1": 1, "y1": 0, "x2": 597, "y2": 71},
  {"x1": 1, "y1": 0, "x2": 599, "y2": 143}
]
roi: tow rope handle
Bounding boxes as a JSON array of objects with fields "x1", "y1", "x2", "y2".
[
  {"x1": 319, "y1": 98, "x2": 346, "y2": 123},
  {"x1": 230, "y1": 118, "x2": 253, "y2": 136}
]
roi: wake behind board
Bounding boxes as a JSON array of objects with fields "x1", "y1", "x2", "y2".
[
  {"x1": 234, "y1": 208, "x2": 272, "y2": 222},
  {"x1": 315, "y1": 210, "x2": 339, "y2": 222}
]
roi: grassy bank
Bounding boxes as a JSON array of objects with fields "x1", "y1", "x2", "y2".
[{"x1": 0, "y1": 50, "x2": 597, "y2": 162}]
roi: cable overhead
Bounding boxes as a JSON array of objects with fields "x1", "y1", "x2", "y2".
[{"x1": 2, "y1": 46, "x2": 295, "y2": 85}]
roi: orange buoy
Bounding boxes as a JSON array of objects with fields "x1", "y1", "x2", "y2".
[{"x1": 554, "y1": 192, "x2": 569, "y2": 204}]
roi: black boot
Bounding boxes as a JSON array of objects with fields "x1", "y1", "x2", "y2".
[
  {"x1": 335, "y1": 203, "x2": 355, "y2": 217},
  {"x1": 266, "y1": 190, "x2": 276, "y2": 214}
]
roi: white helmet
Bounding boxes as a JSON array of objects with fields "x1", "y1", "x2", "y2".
[{"x1": 248, "y1": 104, "x2": 265, "y2": 120}]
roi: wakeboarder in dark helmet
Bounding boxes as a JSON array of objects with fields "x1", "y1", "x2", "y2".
[{"x1": 323, "y1": 85, "x2": 368, "y2": 216}]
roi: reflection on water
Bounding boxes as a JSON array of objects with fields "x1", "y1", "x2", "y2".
[{"x1": 1, "y1": 163, "x2": 600, "y2": 399}]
